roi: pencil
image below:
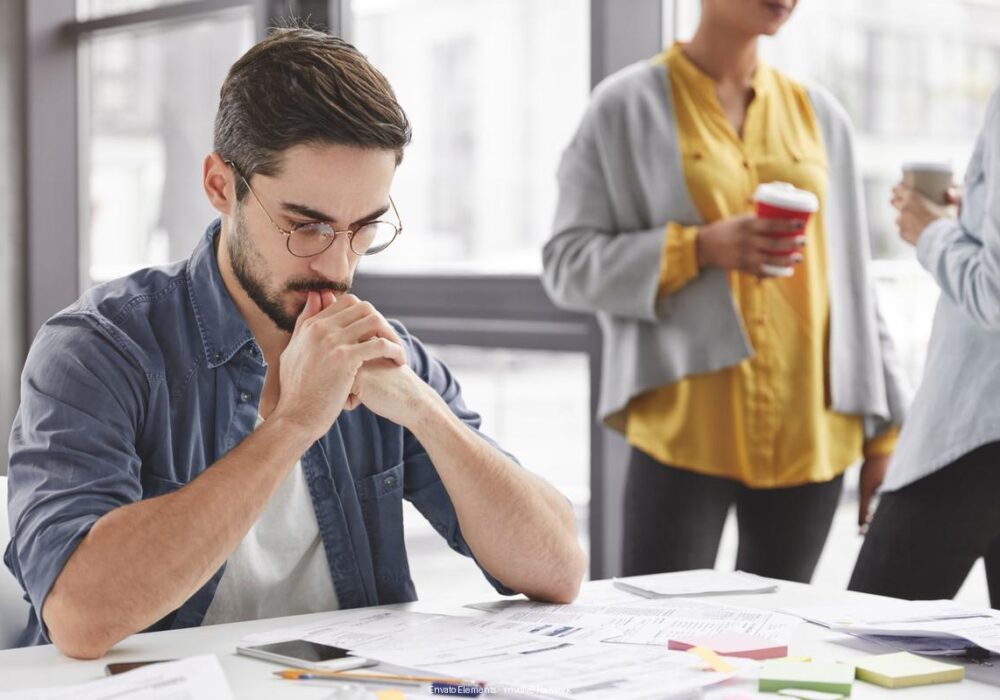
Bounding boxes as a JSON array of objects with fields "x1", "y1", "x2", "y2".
[{"x1": 274, "y1": 668, "x2": 486, "y2": 687}]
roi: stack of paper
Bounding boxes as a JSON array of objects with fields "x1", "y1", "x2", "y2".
[
  {"x1": 613, "y1": 569, "x2": 778, "y2": 599},
  {"x1": 854, "y1": 651, "x2": 964, "y2": 688},
  {"x1": 240, "y1": 608, "x2": 746, "y2": 699},
  {"x1": 781, "y1": 599, "x2": 1000, "y2": 656}
]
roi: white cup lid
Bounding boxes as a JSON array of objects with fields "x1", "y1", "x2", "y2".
[
  {"x1": 902, "y1": 161, "x2": 952, "y2": 173},
  {"x1": 753, "y1": 182, "x2": 819, "y2": 213}
]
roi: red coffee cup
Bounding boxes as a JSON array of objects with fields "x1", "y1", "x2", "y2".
[{"x1": 752, "y1": 182, "x2": 818, "y2": 277}]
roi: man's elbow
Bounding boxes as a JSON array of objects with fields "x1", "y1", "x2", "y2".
[
  {"x1": 528, "y1": 546, "x2": 587, "y2": 604},
  {"x1": 44, "y1": 591, "x2": 118, "y2": 659}
]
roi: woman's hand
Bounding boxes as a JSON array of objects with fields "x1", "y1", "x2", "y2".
[
  {"x1": 890, "y1": 183, "x2": 959, "y2": 246},
  {"x1": 696, "y1": 214, "x2": 806, "y2": 276}
]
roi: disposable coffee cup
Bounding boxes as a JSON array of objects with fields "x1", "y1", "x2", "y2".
[
  {"x1": 752, "y1": 182, "x2": 818, "y2": 278},
  {"x1": 902, "y1": 161, "x2": 953, "y2": 205}
]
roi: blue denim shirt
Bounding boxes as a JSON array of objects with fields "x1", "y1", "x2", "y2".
[
  {"x1": 5, "y1": 221, "x2": 514, "y2": 647},
  {"x1": 883, "y1": 83, "x2": 1000, "y2": 491}
]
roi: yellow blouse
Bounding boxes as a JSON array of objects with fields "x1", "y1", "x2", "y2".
[{"x1": 625, "y1": 44, "x2": 896, "y2": 488}]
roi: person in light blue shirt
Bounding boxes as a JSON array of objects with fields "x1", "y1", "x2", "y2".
[
  {"x1": 849, "y1": 82, "x2": 1000, "y2": 605},
  {"x1": 4, "y1": 27, "x2": 585, "y2": 658}
]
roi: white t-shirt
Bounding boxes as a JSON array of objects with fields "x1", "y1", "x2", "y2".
[{"x1": 202, "y1": 419, "x2": 339, "y2": 625}]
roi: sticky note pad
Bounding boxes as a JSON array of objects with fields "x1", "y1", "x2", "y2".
[
  {"x1": 854, "y1": 652, "x2": 964, "y2": 688},
  {"x1": 669, "y1": 632, "x2": 788, "y2": 660},
  {"x1": 759, "y1": 660, "x2": 855, "y2": 696}
]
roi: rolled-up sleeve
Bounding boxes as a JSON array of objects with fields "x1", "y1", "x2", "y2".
[{"x1": 4, "y1": 314, "x2": 147, "y2": 642}]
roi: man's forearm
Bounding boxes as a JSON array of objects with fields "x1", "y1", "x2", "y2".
[
  {"x1": 409, "y1": 397, "x2": 586, "y2": 603},
  {"x1": 43, "y1": 417, "x2": 313, "y2": 658}
]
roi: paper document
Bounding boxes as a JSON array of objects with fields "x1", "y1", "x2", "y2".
[
  {"x1": 239, "y1": 608, "x2": 563, "y2": 668},
  {"x1": 427, "y1": 641, "x2": 749, "y2": 700},
  {"x1": 613, "y1": 569, "x2": 778, "y2": 598},
  {"x1": 0, "y1": 655, "x2": 231, "y2": 700},
  {"x1": 467, "y1": 596, "x2": 799, "y2": 648},
  {"x1": 781, "y1": 599, "x2": 988, "y2": 628}
]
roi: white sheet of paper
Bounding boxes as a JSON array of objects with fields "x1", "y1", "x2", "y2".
[
  {"x1": 831, "y1": 616, "x2": 1000, "y2": 654},
  {"x1": 613, "y1": 570, "x2": 778, "y2": 599},
  {"x1": 0, "y1": 655, "x2": 231, "y2": 700},
  {"x1": 239, "y1": 608, "x2": 563, "y2": 669},
  {"x1": 780, "y1": 599, "x2": 988, "y2": 628},
  {"x1": 427, "y1": 641, "x2": 750, "y2": 700},
  {"x1": 466, "y1": 597, "x2": 799, "y2": 647},
  {"x1": 238, "y1": 608, "x2": 447, "y2": 647}
]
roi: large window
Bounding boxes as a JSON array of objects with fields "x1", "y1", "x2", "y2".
[
  {"x1": 351, "y1": 0, "x2": 590, "y2": 275},
  {"x1": 81, "y1": 8, "x2": 254, "y2": 285}
]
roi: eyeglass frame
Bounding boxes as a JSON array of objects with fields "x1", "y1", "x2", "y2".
[{"x1": 224, "y1": 159, "x2": 403, "y2": 258}]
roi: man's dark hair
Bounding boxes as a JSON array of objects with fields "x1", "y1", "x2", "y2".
[{"x1": 214, "y1": 26, "x2": 412, "y2": 199}]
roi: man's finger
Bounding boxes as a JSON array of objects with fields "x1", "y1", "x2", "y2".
[
  {"x1": 293, "y1": 291, "x2": 323, "y2": 334},
  {"x1": 347, "y1": 337, "x2": 407, "y2": 367}
]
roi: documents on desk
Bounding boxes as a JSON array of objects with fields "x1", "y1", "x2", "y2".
[
  {"x1": 782, "y1": 598, "x2": 1000, "y2": 656},
  {"x1": 238, "y1": 607, "x2": 755, "y2": 698},
  {"x1": 0, "y1": 655, "x2": 231, "y2": 700},
  {"x1": 613, "y1": 569, "x2": 778, "y2": 599},
  {"x1": 467, "y1": 596, "x2": 800, "y2": 647}
]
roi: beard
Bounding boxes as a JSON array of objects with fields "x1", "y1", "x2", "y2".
[{"x1": 228, "y1": 204, "x2": 351, "y2": 333}]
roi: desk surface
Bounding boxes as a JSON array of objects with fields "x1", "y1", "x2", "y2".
[{"x1": 1, "y1": 579, "x2": 998, "y2": 698}]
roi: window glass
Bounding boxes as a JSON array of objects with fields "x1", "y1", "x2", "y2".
[
  {"x1": 81, "y1": 10, "x2": 254, "y2": 285},
  {"x1": 404, "y1": 347, "x2": 590, "y2": 600},
  {"x1": 78, "y1": 0, "x2": 192, "y2": 21},
  {"x1": 351, "y1": 0, "x2": 590, "y2": 275}
]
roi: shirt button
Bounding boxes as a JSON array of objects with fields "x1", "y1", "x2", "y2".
[
  {"x1": 213, "y1": 351, "x2": 224, "y2": 363},
  {"x1": 239, "y1": 391, "x2": 252, "y2": 402},
  {"x1": 383, "y1": 476, "x2": 397, "y2": 489}
]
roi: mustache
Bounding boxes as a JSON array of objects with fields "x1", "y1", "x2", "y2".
[{"x1": 285, "y1": 278, "x2": 351, "y2": 294}]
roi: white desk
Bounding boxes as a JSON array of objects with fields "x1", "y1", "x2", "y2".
[{"x1": 1, "y1": 579, "x2": 998, "y2": 698}]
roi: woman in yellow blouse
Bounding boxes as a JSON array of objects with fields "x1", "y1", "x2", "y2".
[{"x1": 543, "y1": 0, "x2": 908, "y2": 581}]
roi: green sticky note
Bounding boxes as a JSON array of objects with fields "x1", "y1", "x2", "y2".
[
  {"x1": 855, "y1": 652, "x2": 964, "y2": 689},
  {"x1": 759, "y1": 660, "x2": 855, "y2": 696}
]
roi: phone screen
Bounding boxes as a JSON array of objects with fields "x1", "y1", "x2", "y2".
[{"x1": 247, "y1": 639, "x2": 353, "y2": 662}]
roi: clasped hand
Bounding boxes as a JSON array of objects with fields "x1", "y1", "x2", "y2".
[{"x1": 272, "y1": 290, "x2": 431, "y2": 441}]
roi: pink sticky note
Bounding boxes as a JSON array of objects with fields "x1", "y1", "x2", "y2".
[{"x1": 668, "y1": 632, "x2": 788, "y2": 660}]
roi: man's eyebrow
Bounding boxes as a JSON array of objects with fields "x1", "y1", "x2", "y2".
[{"x1": 281, "y1": 201, "x2": 390, "y2": 227}]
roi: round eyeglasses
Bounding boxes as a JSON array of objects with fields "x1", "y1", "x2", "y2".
[{"x1": 226, "y1": 160, "x2": 402, "y2": 258}]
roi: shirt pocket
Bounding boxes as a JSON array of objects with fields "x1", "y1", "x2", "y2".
[{"x1": 354, "y1": 462, "x2": 407, "y2": 577}]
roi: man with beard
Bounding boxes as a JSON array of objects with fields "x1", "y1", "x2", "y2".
[{"x1": 4, "y1": 28, "x2": 585, "y2": 659}]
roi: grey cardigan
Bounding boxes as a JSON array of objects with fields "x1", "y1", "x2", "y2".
[{"x1": 542, "y1": 60, "x2": 909, "y2": 438}]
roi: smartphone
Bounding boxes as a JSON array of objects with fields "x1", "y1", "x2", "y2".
[
  {"x1": 236, "y1": 639, "x2": 376, "y2": 671},
  {"x1": 105, "y1": 660, "x2": 174, "y2": 676}
]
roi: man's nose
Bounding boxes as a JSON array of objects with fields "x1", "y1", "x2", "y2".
[{"x1": 308, "y1": 233, "x2": 357, "y2": 281}]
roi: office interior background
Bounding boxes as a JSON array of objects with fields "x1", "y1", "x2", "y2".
[{"x1": 1, "y1": 0, "x2": 998, "y2": 606}]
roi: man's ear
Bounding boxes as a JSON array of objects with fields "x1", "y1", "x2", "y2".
[{"x1": 203, "y1": 152, "x2": 235, "y2": 215}]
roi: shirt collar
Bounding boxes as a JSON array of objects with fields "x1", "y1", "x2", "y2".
[
  {"x1": 186, "y1": 219, "x2": 258, "y2": 369},
  {"x1": 662, "y1": 41, "x2": 770, "y2": 99}
]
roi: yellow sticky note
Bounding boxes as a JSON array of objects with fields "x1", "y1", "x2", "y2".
[
  {"x1": 855, "y1": 652, "x2": 964, "y2": 688},
  {"x1": 688, "y1": 645, "x2": 736, "y2": 673}
]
